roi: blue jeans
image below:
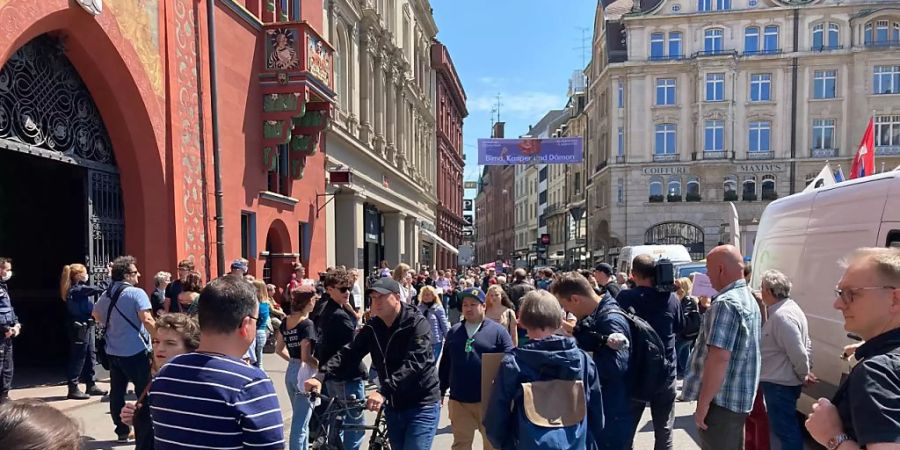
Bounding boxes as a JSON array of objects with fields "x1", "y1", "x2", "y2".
[
  {"x1": 761, "y1": 382, "x2": 803, "y2": 450},
  {"x1": 286, "y1": 360, "x2": 313, "y2": 450},
  {"x1": 384, "y1": 402, "x2": 440, "y2": 450},
  {"x1": 255, "y1": 329, "x2": 267, "y2": 370},
  {"x1": 675, "y1": 338, "x2": 694, "y2": 378},
  {"x1": 325, "y1": 379, "x2": 366, "y2": 450},
  {"x1": 433, "y1": 342, "x2": 443, "y2": 362},
  {"x1": 108, "y1": 351, "x2": 151, "y2": 437}
]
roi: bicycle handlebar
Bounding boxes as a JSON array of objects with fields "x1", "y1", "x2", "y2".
[{"x1": 308, "y1": 391, "x2": 367, "y2": 409}]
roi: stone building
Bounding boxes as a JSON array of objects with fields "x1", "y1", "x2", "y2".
[
  {"x1": 475, "y1": 122, "x2": 516, "y2": 265},
  {"x1": 586, "y1": 0, "x2": 900, "y2": 264},
  {"x1": 0, "y1": 0, "x2": 334, "y2": 363},
  {"x1": 432, "y1": 39, "x2": 467, "y2": 270},
  {"x1": 323, "y1": 0, "x2": 441, "y2": 272}
]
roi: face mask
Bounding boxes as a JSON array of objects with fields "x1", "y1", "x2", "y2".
[{"x1": 1, "y1": 272, "x2": 11, "y2": 282}]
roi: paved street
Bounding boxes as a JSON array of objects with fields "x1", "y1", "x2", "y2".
[{"x1": 10, "y1": 353, "x2": 822, "y2": 450}]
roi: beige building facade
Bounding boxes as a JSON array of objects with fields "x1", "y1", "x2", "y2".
[
  {"x1": 323, "y1": 0, "x2": 442, "y2": 272},
  {"x1": 586, "y1": 0, "x2": 900, "y2": 264}
]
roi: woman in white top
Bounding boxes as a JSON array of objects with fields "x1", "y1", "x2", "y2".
[{"x1": 485, "y1": 285, "x2": 519, "y2": 347}]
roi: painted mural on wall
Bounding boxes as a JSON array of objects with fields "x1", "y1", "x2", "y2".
[
  {"x1": 106, "y1": 0, "x2": 163, "y2": 97},
  {"x1": 307, "y1": 34, "x2": 331, "y2": 88},
  {"x1": 266, "y1": 28, "x2": 300, "y2": 70}
]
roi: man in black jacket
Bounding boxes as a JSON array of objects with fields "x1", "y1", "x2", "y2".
[
  {"x1": 305, "y1": 277, "x2": 441, "y2": 450},
  {"x1": 507, "y1": 268, "x2": 535, "y2": 313},
  {"x1": 313, "y1": 267, "x2": 366, "y2": 450},
  {"x1": 593, "y1": 263, "x2": 621, "y2": 299}
]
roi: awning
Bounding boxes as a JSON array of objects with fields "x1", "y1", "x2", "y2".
[{"x1": 420, "y1": 229, "x2": 459, "y2": 255}]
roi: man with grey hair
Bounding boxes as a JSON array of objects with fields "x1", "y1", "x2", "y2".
[
  {"x1": 805, "y1": 247, "x2": 900, "y2": 450},
  {"x1": 758, "y1": 269, "x2": 813, "y2": 450}
]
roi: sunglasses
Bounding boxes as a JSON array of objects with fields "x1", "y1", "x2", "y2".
[{"x1": 332, "y1": 286, "x2": 351, "y2": 293}]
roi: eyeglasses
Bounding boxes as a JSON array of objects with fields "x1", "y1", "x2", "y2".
[
  {"x1": 834, "y1": 286, "x2": 896, "y2": 305},
  {"x1": 247, "y1": 315, "x2": 259, "y2": 322},
  {"x1": 126, "y1": 271, "x2": 139, "y2": 275}
]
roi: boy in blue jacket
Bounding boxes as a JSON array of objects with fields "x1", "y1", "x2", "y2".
[{"x1": 484, "y1": 290, "x2": 604, "y2": 450}]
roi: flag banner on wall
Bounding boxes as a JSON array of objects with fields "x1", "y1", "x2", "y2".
[
  {"x1": 850, "y1": 117, "x2": 875, "y2": 179},
  {"x1": 477, "y1": 137, "x2": 583, "y2": 165}
]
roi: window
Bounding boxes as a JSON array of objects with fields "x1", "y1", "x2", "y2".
[
  {"x1": 668, "y1": 178, "x2": 682, "y2": 202},
  {"x1": 716, "y1": 0, "x2": 731, "y2": 10},
  {"x1": 539, "y1": 191, "x2": 547, "y2": 204},
  {"x1": 875, "y1": 115, "x2": 900, "y2": 147},
  {"x1": 617, "y1": 80, "x2": 624, "y2": 108},
  {"x1": 651, "y1": 32, "x2": 666, "y2": 59},
  {"x1": 874, "y1": 65, "x2": 900, "y2": 94},
  {"x1": 724, "y1": 175, "x2": 738, "y2": 201},
  {"x1": 617, "y1": 178, "x2": 625, "y2": 203},
  {"x1": 749, "y1": 121, "x2": 771, "y2": 153},
  {"x1": 813, "y1": 23, "x2": 840, "y2": 50},
  {"x1": 655, "y1": 124, "x2": 677, "y2": 155},
  {"x1": 669, "y1": 32, "x2": 683, "y2": 58},
  {"x1": 268, "y1": 144, "x2": 291, "y2": 195},
  {"x1": 750, "y1": 73, "x2": 771, "y2": 101},
  {"x1": 813, "y1": 70, "x2": 837, "y2": 99},
  {"x1": 812, "y1": 119, "x2": 835, "y2": 150},
  {"x1": 656, "y1": 78, "x2": 677, "y2": 105},
  {"x1": 240, "y1": 212, "x2": 256, "y2": 260},
  {"x1": 865, "y1": 20, "x2": 900, "y2": 46},
  {"x1": 745, "y1": 27, "x2": 759, "y2": 54},
  {"x1": 617, "y1": 127, "x2": 624, "y2": 156},
  {"x1": 649, "y1": 176, "x2": 664, "y2": 202},
  {"x1": 743, "y1": 177, "x2": 757, "y2": 201},
  {"x1": 687, "y1": 177, "x2": 701, "y2": 201},
  {"x1": 698, "y1": 0, "x2": 712, "y2": 12},
  {"x1": 764, "y1": 26, "x2": 779, "y2": 53},
  {"x1": 706, "y1": 73, "x2": 725, "y2": 101},
  {"x1": 704, "y1": 120, "x2": 725, "y2": 151},
  {"x1": 761, "y1": 175, "x2": 777, "y2": 200},
  {"x1": 299, "y1": 221, "x2": 312, "y2": 263},
  {"x1": 704, "y1": 29, "x2": 724, "y2": 53},
  {"x1": 699, "y1": 0, "x2": 729, "y2": 11}
]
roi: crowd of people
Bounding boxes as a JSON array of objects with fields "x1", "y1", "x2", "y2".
[{"x1": 0, "y1": 245, "x2": 899, "y2": 450}]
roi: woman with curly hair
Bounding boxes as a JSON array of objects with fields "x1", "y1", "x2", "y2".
[{"x1": 485, "y1": 285, "x2": 519, "y2": 347}]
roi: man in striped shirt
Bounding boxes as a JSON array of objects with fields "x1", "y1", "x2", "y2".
[{"x1": 150, "y1": 276, "x2": 285, "y2": 449}]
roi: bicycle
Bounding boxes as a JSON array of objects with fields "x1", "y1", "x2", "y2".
[{"x1": 308, "y1": 391, "x2": 391, "y2": 450}]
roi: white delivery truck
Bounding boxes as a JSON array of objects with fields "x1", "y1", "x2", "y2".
[
  {"x1": 750, "y1": 170, "x2": 900, "y2": 415},
  {"x1": 616, "y1": 245, "x2": 692, "y2": 275}
]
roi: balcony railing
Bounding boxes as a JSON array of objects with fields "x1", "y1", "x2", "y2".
[
  {"x1": 811, "y1": 148, "x2": 839, "y2": 158},
  {"x1": 653, "y1": 153, "x2": 680, "y2": 162},
  {"x1": 648, "y1": 54, "x2": 685, "y2": 62},
  {"x1": 811, "y1": 45, "x2": 844, "y2": 52},
  {"x1": 703, "y1": 150, "x2": 728, "y2": 160},
  {"x1": 742, "y1": 49, "x2": 783, "y2": 56},
  {"x1": 865, "y1": 40, "x2": 900, "y2": 49},
  {"x1": 694, "y1": 49, "x2": 738, "y2": 58},
  {"x1": 747, "y1": 151, "x2": 774, "y2": 160},
  {"x1": 876, "y1": 145, "x2": 900, "y2": 156}
]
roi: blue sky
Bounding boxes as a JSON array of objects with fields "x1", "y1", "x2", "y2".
[{"x1": 431, "y1": 0, "x2": 597, "y2": 183}]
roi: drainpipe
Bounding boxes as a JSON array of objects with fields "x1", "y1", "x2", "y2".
[
  {"x1": 207, "y1": 0, "x2": 226, "y2": 276},
  {"x1": 789, "y1": 8, "x2": 800, "y2": 194}
]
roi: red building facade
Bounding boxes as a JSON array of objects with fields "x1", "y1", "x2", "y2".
[
  {"x1": 431, "y1": 40, "x2": 467, "y2": 270},
  {"x1": 0, "y1": 0, "x2": 334, "y2": 362}
]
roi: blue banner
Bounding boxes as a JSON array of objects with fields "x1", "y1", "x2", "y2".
[{"x1": 477, "y1": 137, "x2": 583, "y2": 165}]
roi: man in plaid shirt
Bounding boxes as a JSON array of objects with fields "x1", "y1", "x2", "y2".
[{"x1": 682, "y1": 245, "x2": 762, "y2": 450}]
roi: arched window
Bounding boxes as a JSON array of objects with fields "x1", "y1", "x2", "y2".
[
  {"x1": 724, "y1": 175, "x2": 738, "y2": 201},
  {"x1": 866, "y1": 19, "x2": 900, "y2": 46},
  {"x1": 762, "y1": 174, "x2": 777, "y2": 200},
  {"x1": 334, "y1": 30, "x2": 345, "y2": 107},
  {"x1": 812, "y1": 22, "x2": 841, "y2": 50},
  {"x1": 743, "y1": 176, "x2": 757, "y2": 201},
  {"x1": 687, "y1": 177, "x2": 701, "y2": 201},
  {"x1": 649, "y1": 176, "x2": 664, "y2": 202},
  {"x1": 704, "y1": 28, "x2": 725, "y2": 54},
  {"x1": 668, "y1": 178, "x2": 682, "y2": 202}
]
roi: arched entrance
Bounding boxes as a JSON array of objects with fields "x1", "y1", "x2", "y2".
[
  {"x1": 0, "y1": 35, "x2": 123, "y2": 367},
  {"x1": 262, "y1": 220, "x2": 294, "y2": 304},
  {"x1": 644, "y1": 222, "x2": 706, "y2": 260}
]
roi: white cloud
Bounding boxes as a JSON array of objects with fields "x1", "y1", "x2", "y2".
[{"x1": 467, "y1": 91, "x2": 564, "y2": 118}]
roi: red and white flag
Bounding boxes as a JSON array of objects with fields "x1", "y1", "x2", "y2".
[{"x1": 850, "y1": 117, "x2": 875, "y2": 179}]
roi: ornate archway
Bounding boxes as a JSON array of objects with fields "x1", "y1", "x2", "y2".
[{"x1": 644, "y1": 221, "x2": 705, "y2": 260}]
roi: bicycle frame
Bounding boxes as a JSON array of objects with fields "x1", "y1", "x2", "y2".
[{"x1": 309, "y1": 392, "x2": 391, "y2": 450}]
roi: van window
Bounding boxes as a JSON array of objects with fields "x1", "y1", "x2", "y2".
[{"x1": 888, "y1": 230, "x2": 900, "y2": 248}]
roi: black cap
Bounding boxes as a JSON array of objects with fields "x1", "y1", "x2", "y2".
[{"x1": 594, "y1": 263, "x2": 614, "y2": 276}]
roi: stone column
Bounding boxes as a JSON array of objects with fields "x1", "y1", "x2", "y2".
[
  {"x1": 383, "y1": 212, "x2": 406, "y2": 267},
  {"x1": 334, "y1": 192, "x2": 366, "y2": 270},
  {"x1": 373, "y1": 52, "x2": 385, "y2": 155},
  {"x1": 396, "y1": 80, "x2": 406, "y2": 169},
  {"x1": 385, "y1": 71, "x2": 396, "y2": 163},
  {"x1": 358, "y1": 35, "x2": 371, "y2": 143},
  {"x1": 405, "y1": 216, "x2": 419, "y2": 267}
]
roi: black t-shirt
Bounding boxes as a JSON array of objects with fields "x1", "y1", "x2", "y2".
[
  {"x1": 164, "y1": 280, "x2": 184, "y2": 312},
  {"x1": 279, "y1": 318, "x2": 316, "y2": 360},
  {"x1": 833, "y1": 328, "x2": 900, "y2": 446}
]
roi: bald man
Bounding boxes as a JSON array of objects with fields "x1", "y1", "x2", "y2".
[{"x1": 681, "y1": 245, "x2": 762, "y2": 450}]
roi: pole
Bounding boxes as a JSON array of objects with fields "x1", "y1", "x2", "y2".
[{"x1": 207, "y1": 0, "x2": 226, "y2": 276}]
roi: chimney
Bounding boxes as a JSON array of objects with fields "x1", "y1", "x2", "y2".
[{"x1": 492, "y1": 122, "x2": 505, "y2": 139}]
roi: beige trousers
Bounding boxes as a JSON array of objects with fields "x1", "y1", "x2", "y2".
[{"x1": 448, "y1": 399, "x2": 494, "y2": 450}]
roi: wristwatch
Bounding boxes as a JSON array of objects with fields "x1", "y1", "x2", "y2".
[{"x1": 827, "y1": 433, "x2": 851, "y2": 450}]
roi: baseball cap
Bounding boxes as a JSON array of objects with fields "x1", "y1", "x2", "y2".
[
  {"x1": 231, "y1": 259, "x2": 249, "y2": 272},
  {"x1": 594, "y1": 263, "x2": 614, "y2": 277},
  {"x1": 458, "y1": 287, "x2": 486, "y2": 304},
  {"x1": 369, "y1": 278, "x2": 402, "y2": 295}
]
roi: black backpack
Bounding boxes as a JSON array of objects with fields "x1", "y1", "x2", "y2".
[
  {"x1": 580, "y1": 306, "x2": 671, "y2": 403},
  {"x1": 680, "y1": 296, "x2": 702, "y2": 340}
]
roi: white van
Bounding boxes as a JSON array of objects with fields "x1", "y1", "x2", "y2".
[
  {"x1": 750, "y1": 170, "x2": 900, "y2": 415},
  {"x1": 616, "y1": 245, "x2": 692, "y2": 275}
]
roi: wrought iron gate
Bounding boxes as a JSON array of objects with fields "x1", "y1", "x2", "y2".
[
  {"x1": 0, "y1": 35, "x2": 124, "y2": 284},
  {"x1": 644, "y1": 222, "x2": 705, "y2": 260}
]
